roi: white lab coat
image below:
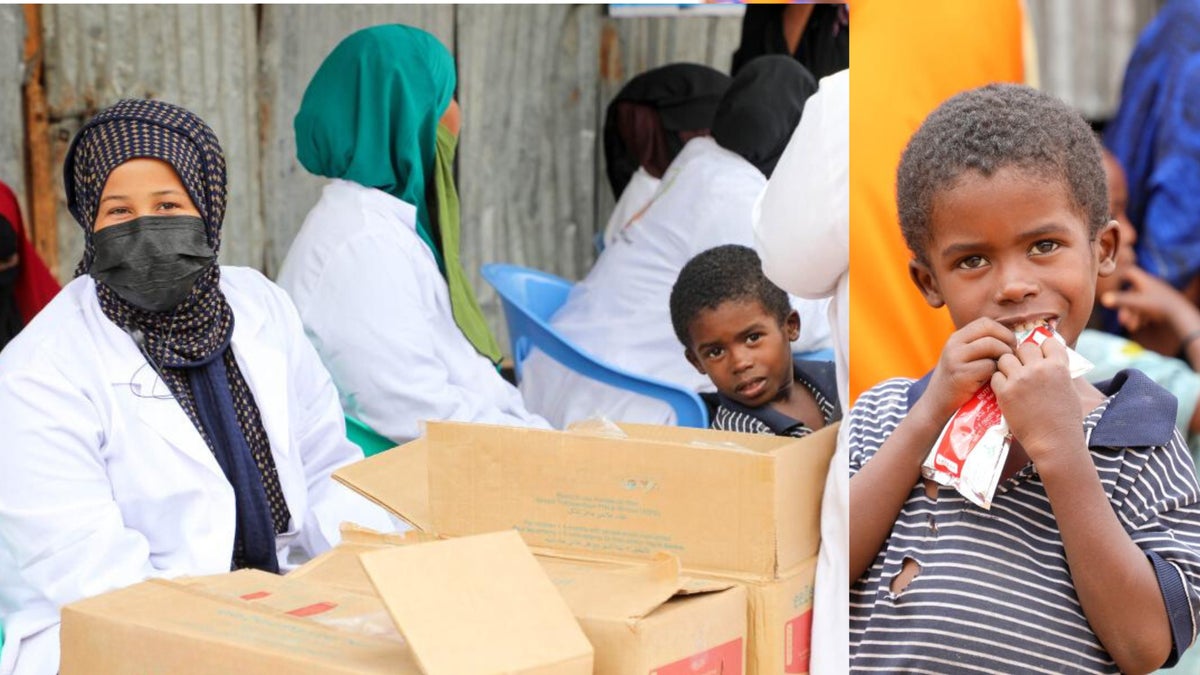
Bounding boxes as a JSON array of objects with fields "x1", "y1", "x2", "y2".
[
  {"x1": 601, "y1": 166, "x2": 660, "y2": 250},
  {"x1": 0, "y1": 267, "x2": 393, "y2": 675},
  {"x1": 754, "y1": 69, "x2": 849, "y2": 675},
  {"x1": 520, "y1": 136, "x2": 832, "y2": 428},
  {"x1": 276, "y1": 179, "x2": 549, "y2": 444}
]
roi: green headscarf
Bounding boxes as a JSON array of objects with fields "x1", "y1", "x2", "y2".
[{"x1": 294, "y1": 24, "x2": 502, "y2": 364}]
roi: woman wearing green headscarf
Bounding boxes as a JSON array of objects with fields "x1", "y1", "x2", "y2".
[{"x1": 278, "y1": 24, "x2": 549, "y2": 445}]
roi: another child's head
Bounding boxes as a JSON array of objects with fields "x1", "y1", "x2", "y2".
[
  {"x1": 896, "y1": 84, "x2": 1119, "y2": 345},
  {"x1": 1094, "y1": 146, "x2": 1139, "y2": 299},
  {"x1": 670, "y1": 244, "x2": 799, "y2": 407}
]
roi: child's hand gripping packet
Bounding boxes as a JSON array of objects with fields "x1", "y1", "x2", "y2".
[{"x1": 920, "y1": 326, "x2": 1094, "y2": 509}]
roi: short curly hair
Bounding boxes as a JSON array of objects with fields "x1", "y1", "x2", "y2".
[
  {"x1": 896, "y1": 84, "x2": 1108, "y2": 264},
  {"x1": 669, "y1": 244, "x2": 792, "y2": 349}
]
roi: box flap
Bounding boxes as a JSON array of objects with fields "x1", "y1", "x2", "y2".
[
  {"x1": 537, "y1": 552, "x2": 732, "y2": 621},
  {"x1": 289, "y1": 525, "x2": 438, "y2": 595},
  {"x1": 360, "y1": 529, "x2": 593, "y2": 675},
  {"x1": 334, "y1": 438, "x2": 431, "y2": 531},
  {"x1": 775, "y1": 422, "x2": 839, "y2": 572},
  {"x1": 613, "y1": 422, "x2": 792, "y2": 453}
]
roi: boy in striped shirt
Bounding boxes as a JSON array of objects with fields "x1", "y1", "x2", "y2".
[
  {"x1": 849, "y1": 84, "x2": 1200, "y2": 673},
  {"x1": 669, "y1": 244, "x2": 840, "y2": 437}
]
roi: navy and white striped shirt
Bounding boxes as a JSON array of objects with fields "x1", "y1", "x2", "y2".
[{"x1": 850, "y1": 369, "x2": 1200, "y2": 673}]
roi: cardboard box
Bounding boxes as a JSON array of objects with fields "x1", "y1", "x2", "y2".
[
  {"x1": 293, "y1": 527, "x2": 749, "y2": 675},
  {"x1": 539, "y1": 553, "x2": 747, "y2": 675},
  {"x1": 61, "y1": 530, "x2": 593, "y2": 675},
  {"x1": 698, "y1": 558, "x2": 818, "y2": 675},
  {"x1": 335, "y1": 420, "x2": 837, "y2": 580}
]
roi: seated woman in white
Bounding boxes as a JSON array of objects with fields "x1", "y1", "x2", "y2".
[
  {"x1": 278, "y1": 24, "x2": 549, "y2": 443},
  {"x1": 0, "y1": 98, "x2": 392, "y2": 675},
  {"x1": 521, "y1": 56, "x2": 830, "y2": 427},
  {"x1": 601, "y1": 62, "x2": 731, "y2": 250}
]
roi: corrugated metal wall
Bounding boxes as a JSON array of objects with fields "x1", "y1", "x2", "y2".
[
  {"x1": 0, "y1": 2, "x2": 1167, "y2": 353},
  {"x1": 0, "y1": 6, "x2": 26, "y2": 211},
  {"x1": 39, "y1": 4, "x2": 260, "y2": 279},
  {"x1": 1025, "y1": 0, "x2": 1163, "y2": 121}
]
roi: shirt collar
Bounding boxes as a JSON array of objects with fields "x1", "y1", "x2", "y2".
[
  {"x1": 905, "y1": 367, "x2": 1177, "y2": 448},
  {"x1": 716, "y1": 362, "x2": 825, "y2": 435}
]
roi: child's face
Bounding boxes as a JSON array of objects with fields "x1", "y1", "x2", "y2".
[
  {"x1": 685, "y1": 299, "x2": 799, "y2": 408},
  {"x1": 908, "y1": 166, "x2": 1118, "y2": 346}
]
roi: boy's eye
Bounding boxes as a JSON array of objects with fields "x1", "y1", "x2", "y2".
[
  {"x1": 1030, "y1": 240, "x2": 1060, "y2": 255},
  {"x1": 703, "y1": 347, "x2": 724, "y2": 360},
  {"x1": 746, "y1": 332, "x2": 763, "y2": 344},
  {"x1": 957, "y1": 255, "x2": 987, "y2": 270}
]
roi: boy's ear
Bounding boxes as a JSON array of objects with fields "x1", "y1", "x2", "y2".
[
  {"x1": 684, "y1": 348, "x2": 707, "y2": 375},
  {"x1": 784, "y1": 309, "x2": 800, "y2": 341},
  {"x1": 1095, "y1": 219, "x2": 1120, "y2": 277},
  {"x1": 908, "y1": 258, "x2": 945, "y2": 308}
]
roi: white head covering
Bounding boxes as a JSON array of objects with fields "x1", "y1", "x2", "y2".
[{"x1": 752, "y1": 68, "x2": 849, "y2": 675}]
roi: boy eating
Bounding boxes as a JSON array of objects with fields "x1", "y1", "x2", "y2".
[
  {"x1": 669, "y1": 244, "x2": 840, "y2": 436},
  {"x1": 849, "y1": 84, "x2": 1200, "y2": 673}
]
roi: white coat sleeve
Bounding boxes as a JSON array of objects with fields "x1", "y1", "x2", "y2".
[
  {"x1": 305, "y1": 230, "x2": 548, "y2": 444},
  {"x1": 267, "y1": 279, "x2": 397, "y2": 554},
  {"x1": 754, "y1": 69, "x2": 849, "y2": 301},
  {"x1": 0, "y1": 359, "x2": 158, "y2": 673}
]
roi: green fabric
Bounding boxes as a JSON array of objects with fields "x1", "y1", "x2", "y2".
[
  {"x1": 433, "y1": 123, "x2": 503, "y2": 364},
  {"x1": 293, "y1": 23, "x2": 501, "y2": 364}
]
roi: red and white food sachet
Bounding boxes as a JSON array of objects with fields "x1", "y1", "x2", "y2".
[{"x1": 920, "y1": 325, "x2": 1094, "y2": 509}]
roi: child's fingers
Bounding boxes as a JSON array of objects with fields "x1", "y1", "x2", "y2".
[
  {"x1": 960, "y1": 334, "x2": 1015, "y2": 363},
  {"x1": 995, "y1": 352, "x2": 1021, "y2": 377},
  {"x1": 959, "y1": 316, "x2": 1019, "y2": 350}
]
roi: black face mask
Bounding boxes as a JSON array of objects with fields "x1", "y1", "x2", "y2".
[{"x1": 89, "y1": 215, "x2": 216, "y2": 312}]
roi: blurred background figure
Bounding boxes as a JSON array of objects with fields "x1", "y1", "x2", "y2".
[
  {"x1": 0, "y1": 180, "x2": 60, "y2": 351},
  {"x1": 731, "y1": 2, "x2": 848, "y2": 79},
  {"x1": 601, "y1": 63, "x2": 730, "y2": 251},
  {"x1": 1104, "y1": 0, "x2": 1200, "y2": 298}
]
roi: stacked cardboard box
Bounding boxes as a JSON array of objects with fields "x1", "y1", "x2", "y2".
[{"x1": 334, "y1": 420, "x2": 837, "y2": 674}]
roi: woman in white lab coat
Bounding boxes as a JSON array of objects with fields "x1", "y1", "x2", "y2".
[
  {"x1": 278, "y1": 24, "x2": 548, "y2": 443},
  {"x1": 0, "y1": 99, "x2": 391, "y2": 675},
  {"x1": 600, "y1": 62, "x2": 730, "y2": 250}
]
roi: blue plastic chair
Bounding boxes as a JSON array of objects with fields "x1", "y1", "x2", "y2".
[
  {"x1": 344, "y1": 415, "x2": 395, "y2": 457},
  {"x1": 481, "y1": 263, "x2": 709, "y2": 428}
]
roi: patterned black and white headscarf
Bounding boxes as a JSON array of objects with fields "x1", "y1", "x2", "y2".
[{"x1": 63, "y1": 99, "x2": 291, "y2": 571}]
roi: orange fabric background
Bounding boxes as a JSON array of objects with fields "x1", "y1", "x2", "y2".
[{"x1": 849, "y1": 0, "x2": 1027, "y2": 403}]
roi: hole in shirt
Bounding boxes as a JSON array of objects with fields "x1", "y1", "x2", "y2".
[{"x1": 890, "y1": 556, "x2": 921, "y2": 595}]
